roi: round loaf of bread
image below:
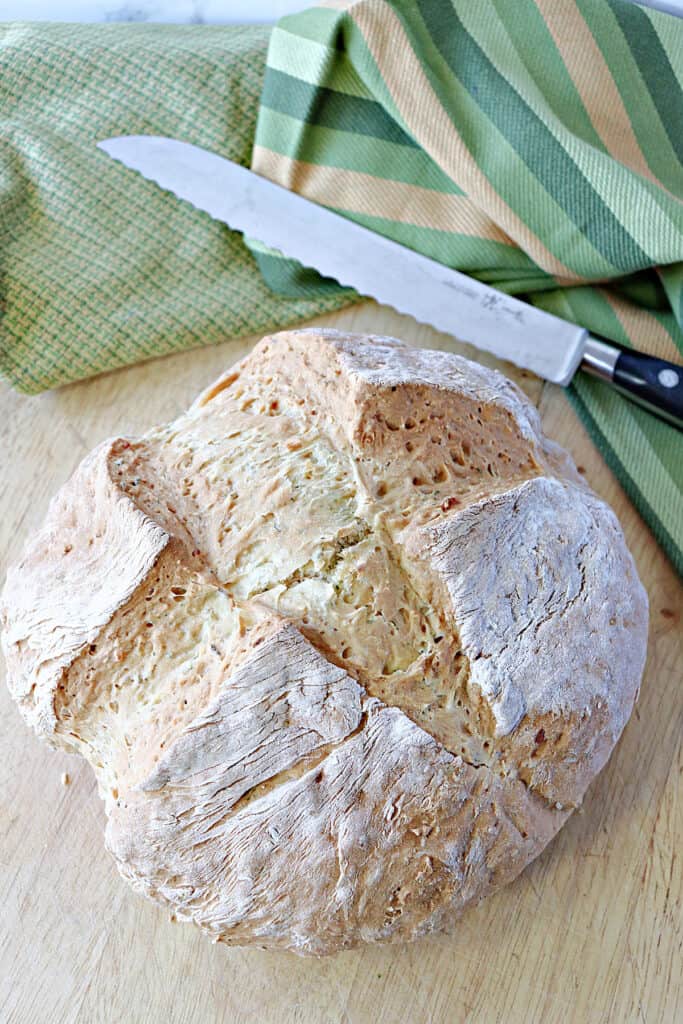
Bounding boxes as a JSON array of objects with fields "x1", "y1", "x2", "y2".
[{"x1": 1, "y1": 330, "x2": 648, "y2": 955}]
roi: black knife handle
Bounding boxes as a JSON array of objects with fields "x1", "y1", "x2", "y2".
[
  {"x1": 613, "y1": 349, "x2": 683, "y2": 429},
  {"x1": 583, "y1": 336, "x2": 683, "y2": 430}
]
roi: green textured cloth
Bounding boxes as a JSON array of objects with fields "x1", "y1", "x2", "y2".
[
  {"x1": 0, "y1": 21, "x2": 346, "y2": 392},
  {"x1": 251, "y1": 0, "x2": 683, "y2": 575}
]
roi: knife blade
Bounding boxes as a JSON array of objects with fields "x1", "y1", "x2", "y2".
[{"x1": 98, "y1": 136, "x2": 682, "y2": 428}]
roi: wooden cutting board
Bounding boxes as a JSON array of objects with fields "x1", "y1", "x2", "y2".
[{"x1": 0, "y1": 303, "x2": 680, "y2": 1024}]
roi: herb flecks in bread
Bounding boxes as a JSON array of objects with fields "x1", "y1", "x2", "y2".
[{"x1": 1, "y1": 330, "x2": 648, "y2": 955}]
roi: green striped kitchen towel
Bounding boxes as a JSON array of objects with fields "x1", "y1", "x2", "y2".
[{"x1": 251, "y1": 0, "x2": 683, "y2": 575}]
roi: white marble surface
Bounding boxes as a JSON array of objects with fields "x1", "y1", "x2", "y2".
[
  {"x1": 0, "y1": 1, "x2": 306, "y2": 22},
  {"x1": 3, "y1": 1, "x2": 680, "y2": 22}
]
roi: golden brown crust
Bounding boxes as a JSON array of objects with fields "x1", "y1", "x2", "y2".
[{"x1": 0, "y1": 329, "x2": 648, "y2": 954}]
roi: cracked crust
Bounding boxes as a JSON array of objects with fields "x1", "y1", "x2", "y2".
[{"x1": 0, "y1": 329, "x2": 648, "y2": 955}]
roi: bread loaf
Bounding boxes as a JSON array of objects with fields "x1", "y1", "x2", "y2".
[{"x1": 1, "y1": 329, "x2": 648, "y2": 955}]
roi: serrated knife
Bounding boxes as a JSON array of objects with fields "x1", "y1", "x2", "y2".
[{"x1": 98, "y1": 136, "x2": 683, "y2": 429}]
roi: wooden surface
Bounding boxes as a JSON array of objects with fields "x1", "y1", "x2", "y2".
[{"x1": 0, "y1": 303, "x2": 680, "y2": 1024}]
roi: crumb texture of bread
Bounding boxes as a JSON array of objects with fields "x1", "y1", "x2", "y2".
[{"x1": 0, "y1": 329, "x2": 648, "y2": 955}]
